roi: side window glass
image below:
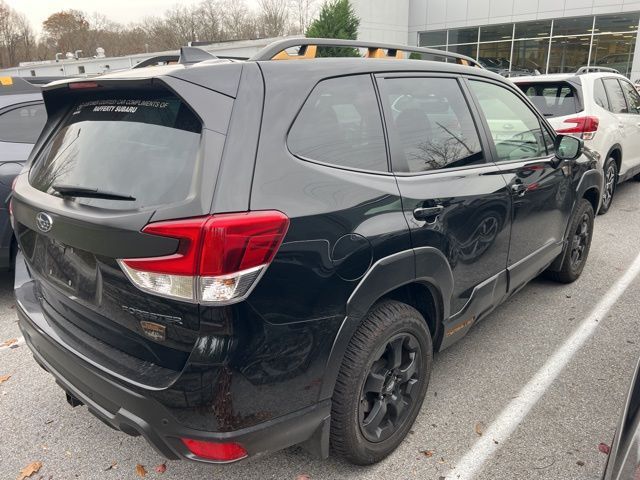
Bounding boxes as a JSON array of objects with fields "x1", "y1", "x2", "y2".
[
  {"x1": 288, "y1": 75, "x2": 387, "y2": 172},
  {"x1": 620, "y1": 80, "x2": 640, "y2": 114},
  {"x1": 469, "y1": 81, "x2": 547, "y2": 162},
  {"x1": 593, "y1": 79, "x2": 609, "y2": 110},
  {"x1": 0, "y1": 103, "x2": 47, "y2": 143},
  {"x1": 603, "y1": 78, "x2": 628, "y2": 114},
  {"x1": 383, "y1": 77, "x2": 485, "y2": 173}
]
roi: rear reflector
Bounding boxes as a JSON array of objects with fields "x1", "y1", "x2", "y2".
[
  {"x1": 119, "y1": 211, "x2": 289, "y2": 304},
  {"x1": 556, "y1": 115, "x2": 599, "y2": 140},
  {"x1": 181, "y1": 438, "x2": 247, "y2": 462}
]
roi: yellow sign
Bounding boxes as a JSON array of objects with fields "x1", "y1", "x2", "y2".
[{"x1": 0, "y1": 77, "x2": 13, "y2": 86}]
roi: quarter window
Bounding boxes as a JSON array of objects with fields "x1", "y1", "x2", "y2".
[
  {"x1": 288, "y1": 75, "x2": 387, "y2": 172},
  {"x1": 383, "y1": 77, "x2": 485, "y2": 173},
  {"x1": 593, "y1": 79, "x2": 610, "y2": 110},
  {"x1": 603, "y1": 78, "x2": 628, "y2": 114},
  {"x1": 0, "y1": 103, "x2": 47, "y2": 143},
  {"x1": 620, "y1": 80, "x2": 640, "y2": 114},
  {"x1": 470, "y1": 80, "x2": 547, "y2": 162}
]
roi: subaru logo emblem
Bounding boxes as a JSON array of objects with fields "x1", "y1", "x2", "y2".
[{"x1": 36, "y1": 212, "x2": 53, "y2": 233}]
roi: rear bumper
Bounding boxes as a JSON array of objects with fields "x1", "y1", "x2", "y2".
[{"x1": 15, "y1": 254, "x2": 331, "y2": 463}]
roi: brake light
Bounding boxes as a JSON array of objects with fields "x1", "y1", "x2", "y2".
[
  {"x1": 181, "y1": 438, "x2": 247, "y2": 462},
  {"x1": 119, "y1": 211, "x2": 289, "y2": 304},
  {"x1": 556, "y1": 115, "x2": 599, "y2": 140},
  {"x1": 68, "y1": 81, "x2": 99, "y2": 89}
]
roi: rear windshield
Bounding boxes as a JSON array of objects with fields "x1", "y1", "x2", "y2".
[
  {"x1": 517, "y1": 82, "x2": 581, "y2": 118},
  {"x1": 29, "y1": 90, "x2": 202, "y2": 210}
]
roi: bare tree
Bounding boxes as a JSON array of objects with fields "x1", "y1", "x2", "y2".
[
  {"x1": 290, "y1": 0, "x2": 317, "y2": 35},
  {"x1": 258, "y1": 0, "x2": 289, "y2": 38},
  {"x1": 0, "y1": 0, "x2": 320, "y2": 68}
]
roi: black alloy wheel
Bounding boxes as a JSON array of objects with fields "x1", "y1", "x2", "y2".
[{"x1": 359, "y1": 332, "x2": 422, "y2": 443}]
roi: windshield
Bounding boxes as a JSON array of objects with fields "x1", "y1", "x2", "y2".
[
  {"x1": 517, "y1": 82, "x2": 581, "y2": 118},
  {"x1": 29, "y1": 89, "x2": 202, "y2": 210}
]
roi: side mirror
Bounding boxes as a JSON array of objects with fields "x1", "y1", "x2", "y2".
[{"x1": 555, "y1": 134, "x2": 583, "y2": 162}]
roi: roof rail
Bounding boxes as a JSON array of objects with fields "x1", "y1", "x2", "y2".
[
  {"x1": 576, "y1": 66, "x2": 620, "y2": 75},
  {"x1": 249, "y1": 37, "x2": 482, "y2": 68}
]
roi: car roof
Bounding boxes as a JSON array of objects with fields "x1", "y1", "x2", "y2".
[
  {"x1": 512, "y1": 71, "x2": 627, "y2": 84},
  {"x1": 42, "y1": 56, "x2": 512, "y2": 102}
]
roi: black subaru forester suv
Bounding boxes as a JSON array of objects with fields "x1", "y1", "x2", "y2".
[{"x1": 12, "y1": 39, "x2": 603, "y2": 465}]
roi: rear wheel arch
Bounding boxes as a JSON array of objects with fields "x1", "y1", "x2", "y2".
[
  {"x1": 319, "y1": 248, "x2": 453, "y2": 401},
  {"x1": 582, "y1": 187, "x2": 600, "y2": 213},
  {"x1": 379, "y1": 282, "x2": 443, "y2": 351},
  {"x1": 607, "y1": 145, "x2": 622, "y2": 172}
]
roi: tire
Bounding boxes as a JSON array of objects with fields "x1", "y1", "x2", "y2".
[
  {"x1": 330, "y1": 300, "x2": 433, "y2": 465},
  {"x1": 634, "y1": 173, "x2": 640, "y2": 182},
  {"x1": 546, "y1": 198, "x2": 594, "y2": 283},
  {"x1": 598, "y1": 157, "x2": 618, "y2": 215}
]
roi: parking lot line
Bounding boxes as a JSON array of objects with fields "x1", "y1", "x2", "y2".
[{"x1": 447, "y1": 250, "x2": 640, "y2": 480}]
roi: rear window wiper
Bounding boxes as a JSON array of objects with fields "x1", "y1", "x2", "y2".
[{"x1": 51, "y1": 184, "x2": 136, "y2": 201}]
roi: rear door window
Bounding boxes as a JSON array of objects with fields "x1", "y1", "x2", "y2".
[
  {"x1": 603, "y1": 78, "x2": 628, "y2": 114},
  {"x1": 0, "y1": 102, "x2": 47, "y2": 143},
  {"x1": 288, "y1": 75, "x2": 388, "y2": 172},
  {"x1": 518, "y1": 82, "x2": 580, "y2": 118},
  {"x1": 620, "y1": 80, "x2": 640, "y2": 114},
  {"x1": 381, "y1": 77, "x2": 485, "y2": 173},
  {"x1": 29, "y1": 90, "x2": 202, "y2": 210}
]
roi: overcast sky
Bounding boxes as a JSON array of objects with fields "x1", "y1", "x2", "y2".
[{"x1": 5, "y1": 0, "x2": 261, "y2": 31}]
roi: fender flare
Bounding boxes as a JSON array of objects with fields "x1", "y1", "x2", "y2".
[
  {"x1": 550, "y1": 168, "x2": 603, "y2": 272},
  {"x1": 318, "y1": 247, "x2": 453, "y2": 400},
  {"x1": 604, "y1": 143, "x2": 623, "y2": 168},
  {"x1": 576, "y1": 168, "x2": 604, "y2": 213}
]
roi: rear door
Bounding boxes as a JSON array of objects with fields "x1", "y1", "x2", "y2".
[
  {"x1": 602, "y1": 77, "x2": 639, "y2": 174},
  {"x1": 617, "y1": 78, "x2": 640, "y2": 173},
  {"x1": 12, "y1": 82, "x2": 230, "y2": 387},
  {"x1": 377, "y1": 74, "x2": 512, "y2": 317},
  {"x1": 467, "y1": 78, "x2": 574, "y2": 291}
]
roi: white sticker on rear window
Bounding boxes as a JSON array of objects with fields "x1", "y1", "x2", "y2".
[{"x1": 73, "y1": 98, "x2": 169, "y2": 115}]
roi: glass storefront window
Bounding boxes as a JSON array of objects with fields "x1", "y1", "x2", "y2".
[
  {"x1": 480, "y1": 24, "x2": 513, "y2": 42},
  {"x1": 590, "y1": 33, "x2": 636, "y2": 77},
  {"x1": 512, "y1": 39, "x2": 549, "y2": 74},
  {"x1": 447, "y1": 43, "x2": 478, "y2": 59},
  {"x1": 594, "y1": 13, "x2": 640, "y2": 34},
  {"x1": 514, "y1": 20, "x2": 552, "y2": 39},
  {"x1": 478, "y1": 42, "x2": 512, "y2": 73},
  {"x1": 553, "y1": 16, "x2": 594, "y2": 36},
  {"x1": 548, "y1": 36, "x2": 591, "y2": 73},
  {"x1": 418, "y1": 13, "x2": 639, "y2": 77},
  {"x1": 420, "y1": 30, "x2": 447, "y2": 47},
  {"x1": 448, "y1": 27, "x2": 478, "y2": 44}
]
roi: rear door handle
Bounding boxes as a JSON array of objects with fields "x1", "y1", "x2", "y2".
[{"x1": 413, "y1": 206, "x2": 444, "y2": 222}]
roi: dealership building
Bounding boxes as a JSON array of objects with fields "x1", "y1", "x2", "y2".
[{"x1": 353, "y1": 0, "x2": 640, "y2": 79}]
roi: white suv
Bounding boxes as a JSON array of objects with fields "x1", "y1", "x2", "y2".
[{"x1": 513, "y1": 70, "x2": 640, "y2": 214}]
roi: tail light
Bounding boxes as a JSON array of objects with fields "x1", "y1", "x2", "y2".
[
  {"x1": 119, "y1": 211, "x2": 289, "y2": 304},
  {"x1": 556, "y1": 115, "x2": 599, "y2": 140},
  {"x1": 181, "y1": 438, "x2": 247, "y2": 462}
]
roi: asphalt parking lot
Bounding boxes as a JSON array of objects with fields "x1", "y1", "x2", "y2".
[{"x1": 1, "y1": 182, "x2": 640, "y2": 480}]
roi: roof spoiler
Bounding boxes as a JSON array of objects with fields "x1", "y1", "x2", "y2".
[
  {"x1": 249, "y1": 37, "x2": 482, "y2": 68},
  {"x1": 179, "y1": 46, "x2": 218, "y2": 65}
]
